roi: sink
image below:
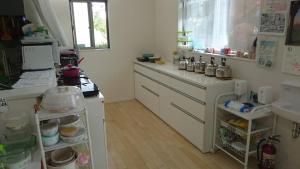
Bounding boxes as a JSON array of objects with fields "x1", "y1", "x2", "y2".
[
  {"x1": 272, "y1": 101, "x2": 300, "y2": 123},
  {"x1": 272, "y1": 80, "x2": 300, "y2": 123}
]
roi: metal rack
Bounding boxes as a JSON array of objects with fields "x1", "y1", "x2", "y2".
[
  {"x1": 35, "y1": 108, "x2": 94, "y2": 169},
  {"x1": 213, "y1": 92, "x2": 276, "y2": 169}
]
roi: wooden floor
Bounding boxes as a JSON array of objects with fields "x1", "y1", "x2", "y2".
[{"x1": 105, "y1": 100, "x2": 255, "y2": 169}]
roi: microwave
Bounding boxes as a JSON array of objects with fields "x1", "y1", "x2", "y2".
[{"x1": 21, "y1": 39, "x2": 60, "y2": 70}]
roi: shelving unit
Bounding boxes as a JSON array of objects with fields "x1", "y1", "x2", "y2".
[
  {"x1": 35, "y1": 108, "x2": 94, "y2": 169},
  {"x1": 213, "y1": 93, "x2": 275, "y2": 169}
]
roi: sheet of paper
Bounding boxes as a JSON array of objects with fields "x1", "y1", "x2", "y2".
[
  {"x1": 282, "y1": 46, "x2": 300, "y2": 76},
  {"x1": 260, "y1": 0, "x2": 287, "y2": 35},
  {"x1": 0, "y1": 98, "x2": 8, "y2": 112},
  {"x1": 256, "y1": 35, "x2": 278, "y2": 68}
]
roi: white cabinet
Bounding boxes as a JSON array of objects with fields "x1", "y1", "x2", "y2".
[
  {"x1": 134, "y1": 62, "x2": 234, "y2": 153},
  {"x1": 135, "y1": 72, "x2": 160, "y2": 116},
  {"x1": 85, "y1": 94, "x2": 108, "y2": 169},
  {"x1": 159, "y1": 86, "x2": 205, "y2": 149},
  {"x1": 168, "y1": 101, "x2": 205, "y2": 149}
]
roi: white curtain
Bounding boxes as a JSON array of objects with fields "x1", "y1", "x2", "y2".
[
  {"x1": 180, "y1": 0, "x2": 259, "y2": 51},
  {"x1": 23, "y1": 0, "x2": 70, "y2": 47},
  {"x1": 181, "y1": 0, "x2": 229, "y2": 50}
]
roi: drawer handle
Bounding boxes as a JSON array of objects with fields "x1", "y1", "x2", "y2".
[
  {"x1": 170, "y1": 102, "x2": 205, "y2": 124},
  {"x1": 141, "y1": 85, "x2": 159, "y2": 97}
]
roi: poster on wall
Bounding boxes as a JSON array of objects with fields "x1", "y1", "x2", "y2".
[
  {"x1": 256, "y1": 35, "x2": 278, "y2": 68},
  {"x1": 259, "y1": 0, "x2": 288, "y2": 35},
  {"x1": 282, "y1": 46, "x2": 300, "y2": 76}
]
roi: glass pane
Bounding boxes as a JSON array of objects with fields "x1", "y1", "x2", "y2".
[
  {"x1": 92, "y1": 2, "x2": 108, "y2": 48},
  {"x1": 73, "y1": 2, "x2": 91, "y2": 48}
]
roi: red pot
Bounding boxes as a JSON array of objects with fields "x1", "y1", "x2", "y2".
[{"x1": 63, "y1": 65, "x2": 80, "y2": 78}]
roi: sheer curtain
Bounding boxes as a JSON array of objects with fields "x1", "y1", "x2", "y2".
[
  {"x1": 179, "y1": 0, "x2": 260, "y2": 51},
  {"x1": 23, "y1": 0, "x2": 70, "y2": 47},
  {"x1": 180, "y1": 0, "x2": 230, "y2": 50}
]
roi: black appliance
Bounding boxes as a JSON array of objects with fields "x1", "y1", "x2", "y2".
[{"x1": 0, "y1": 0, "x2": 25, "y2": 16}]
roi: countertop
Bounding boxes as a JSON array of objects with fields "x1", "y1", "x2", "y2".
[{"x1": 134, "y1": 61, "x2": 234, "y2": 88}]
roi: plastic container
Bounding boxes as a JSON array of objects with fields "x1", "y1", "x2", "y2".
[
  {"x1": 0, "y1": 135, "x2": 37, "y2": 153},
  {"x1": 60, "y1": 128, "x2": 85, "y2": 143},
  {"x1": 42, "y1": 132, "x2": 59, "y2": 147},
  {"x1": 1, "y1": 150, "x2": 32, "y2": 169},
  {"x1": 41, "y1": 86, "x2": 85, "y2": 113},
  {"x1": 1, "y1": 125, "x2": 33, "y2": 142},
  {"x1": 2, "y1": 112, "x2": 29, "y2": 131},
  {"x1": 41, "y1": 122, "x2": 59, "y2": 137}
]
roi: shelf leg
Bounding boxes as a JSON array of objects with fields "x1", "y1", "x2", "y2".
[
  {"x1": 84, "y1": 110, "x2": 95, "y2": 169},
  {"x1": 35, "y1": 114, "x2": 47, "y2": 169},
  {"x1": 244, "y1": 119, "x2": 252, "y2": 169}
]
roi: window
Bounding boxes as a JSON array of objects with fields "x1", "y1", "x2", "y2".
[
  {"x1": 70, "y1": 0, "x2": 110, "y2": 49},
  {"x1": 179, "y1": 0, "x2": 259, "y2": 52}
]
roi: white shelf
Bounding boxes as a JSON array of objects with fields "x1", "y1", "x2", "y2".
[
  {"x1": 196, "y1": 51, "x2": 256, "y2": 63},
  {"x1": 215, "y1": 144, "x2": 256, "y2": 165},
  {"x1": 219, "y1": 119, "x2": 273, "y2": 136},
  {"x1": 251, "y1": 127, "x2": 273, "y2": 134},
  {"x1": 218, "y1": 104, "x2": 272, "y2": 120},
  {"x1": 35, "y1": 107, "x2": 94, "y2": 169},
  {"x1": 37, "y1": 108, "x2": 86, "y2": 121},
  {"x1": 44, "y1": 138, "x2": 89, "y2": 152},
  {"x1": 214, "y1": 93, "x2": 274, "y2": 169}
]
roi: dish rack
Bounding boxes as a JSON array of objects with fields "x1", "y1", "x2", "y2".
[
  {"x1": 35, "y1": 107, "x2": 94, "y2": 169},
  {"x1": 213, "y1": 92, "x2": 276, "y2": 169}
]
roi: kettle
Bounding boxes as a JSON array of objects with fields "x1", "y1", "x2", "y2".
[
  {"x1": 205, "y1": 57, "x2": 217, "y2": 77},
  {"x1": 195, "y1": 56, "x2": 206, "y2": 74},
  {"x1": 186, "y1": 57, "x2": 195, "y2": 72},
  {"x1": 216, "y1": 58, "x2": 232, "y2": 80},
  {"x1": 178, "y1": 56, "x2": 188, "y2": 70}
]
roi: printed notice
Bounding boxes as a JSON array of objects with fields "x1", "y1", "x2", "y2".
[{"x1": 0, "y1": 98, "x2": 8, "y2": 112}]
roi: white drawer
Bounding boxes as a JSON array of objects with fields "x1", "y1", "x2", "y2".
[
  {"x1": 161, "y1": 74, "x2": 206, "y2": 103},
  {"x1": 135, "y1": 73, "x2": 160, "y2": 116},
  {"x1": 170, "y1": 89, "x2": 206, "y2": 122},
  {"x1": 134, "y1": 64, "x2": 163, "y2": 82},
  {"x1": 135, "y1": 72, "x2": 160, "y2": 94},
  {"x1": 168, "y1": 101, "x2": 205, "y2": 150}
]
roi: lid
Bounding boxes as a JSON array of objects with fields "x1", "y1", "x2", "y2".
[
  {"x1": 60, "y1": 115, "x2": 80, "y2": 126},
  {"x1": 41, "y1": 122, "x2": 58, "y2": 131},
  {"x1": 42, "y1": 86, "x2": 82, "y2": 97}
]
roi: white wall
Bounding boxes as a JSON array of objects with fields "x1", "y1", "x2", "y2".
[
  {"x1": 48, "y1": 0, "x2": 156, "y2": 102},
  {"x1": 154, "y1": 0, "x2": 178, "y2": 59},
  {"x1": 155, "y1": 0, "x2": 300, "y2": 169}
]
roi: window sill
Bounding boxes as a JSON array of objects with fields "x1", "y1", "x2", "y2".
[
  {"x1": 194, "y1": 51, "x2": 256, "y2": 63},
  {"x1": 78, "y1": 48, "x2": 111, "y2": 52}
]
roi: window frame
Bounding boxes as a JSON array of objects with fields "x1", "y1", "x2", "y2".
[{"x1": 69, "y1": 0, "x2": 110, "y2": 49}]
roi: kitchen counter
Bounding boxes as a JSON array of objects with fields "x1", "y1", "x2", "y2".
[
  {"x1": 134, "y1": 61, "x2": 234, "y2": 88},
  {"x1": 0, "y1": 70, "x2": 57, "y2": 101}
]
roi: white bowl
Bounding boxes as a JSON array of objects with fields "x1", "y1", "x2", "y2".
[
  {"x1": 51, "y1": 147, "x2": 75, "y2": 165},
  {"x1": 42, "y1": 132, "x2": 59, "y2": 147},
  {"x1": 60, "y1": 128, "x2": 85, "y2": 143},
  {"x1": 47, "y1": 154, "x2": 78, "y2": 169},
  {"x1": 41, "y1": 122, "x2": 59, "y2": 137}
]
